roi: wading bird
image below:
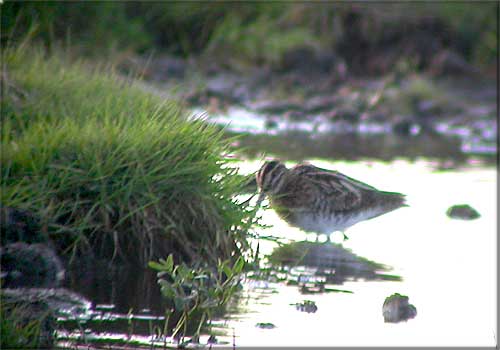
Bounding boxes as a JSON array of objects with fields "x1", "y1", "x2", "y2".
[{"x1": 256, "y1": 160, "x2": 407, "y2": 241}]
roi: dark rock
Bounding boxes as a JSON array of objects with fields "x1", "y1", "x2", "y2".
[
  {"x1": 382, "y1": 293, "x2": 417, "y2": 323},
  {"x1": 264, "y1": 118, "x2": 279, "y2": 130},
  {"x1": 1, "y1": 243, "x2": 65, "y2": 288},
  {"x1": 392, "y1": 119, "x2": 413, "y2": 136},
  {"x1": 0, "y1": 206, "x2": 47, "y2": 245},
  {"x1": 392, "y1": 118, "x2": 421, "y2": 137},
  {"x1": 255, "y1": 322, "x2": 276, "y2": 329},
  {"x1": 293, "y1": 300, "x2": 318, "y2": 313},
  {"x1": 2, "y1": 288, "x2": 91, "y2": 317},
  {"x1": 446, "y1": 204, "x2": 481, "y2": 220},
  {"x1": 299, "y1": 283, "x2": 326, "y2": 295}
]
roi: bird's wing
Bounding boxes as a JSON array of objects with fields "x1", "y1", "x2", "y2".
[{"x1": 291, "y1": 164, "x2": 379, "y2": 210}]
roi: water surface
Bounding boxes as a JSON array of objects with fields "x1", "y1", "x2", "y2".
[
  {"x1": 61, "y1": 158, "x2": 496, "y2": 347},
  {"x1": 221, "y1": 159, "x2": 496, "y2": 347}
]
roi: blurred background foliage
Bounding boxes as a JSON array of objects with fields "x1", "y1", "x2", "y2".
[{"x1": 1, "y1": 2, "x2": 497, "y2": 74}]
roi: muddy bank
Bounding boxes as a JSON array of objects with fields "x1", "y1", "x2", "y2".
[{"x1": 121, "y1": 48, "x2": 496, "y2": 163}]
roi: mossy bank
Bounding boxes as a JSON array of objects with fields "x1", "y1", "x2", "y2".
[{"x1": 1, "y1": 45, "x2": 254, "y2": 267}]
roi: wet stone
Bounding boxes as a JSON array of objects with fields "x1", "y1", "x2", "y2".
[
  {"x1": 0, "y1": 206, "x2": 47, "y2": 245},
  {"x1": 300, "y1": 283, "x2": 325, "y2": 295},
  {"x1": 393, "y1": 118, "x2": 421, "y2": 137},
  {"x1": 264, "y1": 118, "x2": 279, "y2": 130},
  {"x1": 1, "y1": 288, "x2": 91, "y2": 316},
  {"x1": 255, "y1": 322, "x2": 277, "y2": 329},
  {"x1": 293, "y1": 300, "x2": 318, "y2": 313},
  {"x1": 382, "y1": 293, "x2": 417, "y2": 323},
  {"x1": 446, "y1": 204, "x2": 481, "y2": 220},
  {"x1": 1, "y1": 242, "x2": 65, "y2": 288}
]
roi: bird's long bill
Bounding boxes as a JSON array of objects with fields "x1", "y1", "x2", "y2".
[{"x1": 255, "y1": 191, "x2": 266, "y2": 209}]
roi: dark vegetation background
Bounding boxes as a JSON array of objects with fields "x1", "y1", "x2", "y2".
[{"x1": 2, "y1": 2, "x2": 497, "y2": 76}]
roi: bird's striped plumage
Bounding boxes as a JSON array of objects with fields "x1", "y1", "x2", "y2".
[{"x1": 256, "y1": 160, "x2": 407, "y2": 240}]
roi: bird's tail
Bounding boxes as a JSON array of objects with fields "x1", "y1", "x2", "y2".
[{"x1": 380, "y1": 191, "x2": 408, "y2": 212}]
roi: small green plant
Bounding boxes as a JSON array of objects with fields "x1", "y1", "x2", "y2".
[{"x1": 149, "y1": 254, "x2": 244, "y2": 344}]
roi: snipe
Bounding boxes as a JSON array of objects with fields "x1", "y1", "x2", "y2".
[{"x1": 256, "y1": 160, "x2": 407, "y2": 241}]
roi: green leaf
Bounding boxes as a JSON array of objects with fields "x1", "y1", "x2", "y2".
[
  {"x1": 222, "y1": 263, "x2": 233, "y2": 279},
  {"x1": 165, "y1": 254, "x2": 174, "y2": 274},
  {"x1": 148, "y1": 261, "x2": 165, "y2": 271},
  {"x1": 159, "y1": 282, "x2": 176, "y2": 299},
  {"x1": 232, "y1": 256, "x2": 245, "y2": 274}
]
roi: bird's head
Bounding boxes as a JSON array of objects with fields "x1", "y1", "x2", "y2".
[{"x1": 256, "y1": 160, "x2": 288, "y2": 196}]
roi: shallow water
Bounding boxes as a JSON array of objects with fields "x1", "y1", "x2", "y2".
[
  {"x1": 194, "y1": 102, "x2": 497, "y2": 159},
  {"x1": 218, "y1": 159, "x2": 497, "y2": 347},
  {"x1": 60, "y1": 157, "x2": 496, "y2": 347}
]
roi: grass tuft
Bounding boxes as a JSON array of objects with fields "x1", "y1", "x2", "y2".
[{"x1": 1, "y1": 45, "x2": 254, "y2": 266}]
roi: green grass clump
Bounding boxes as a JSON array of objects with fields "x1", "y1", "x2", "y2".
[{"x1": 1, "y1": 45, "x2": 253, "y2": 266}]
